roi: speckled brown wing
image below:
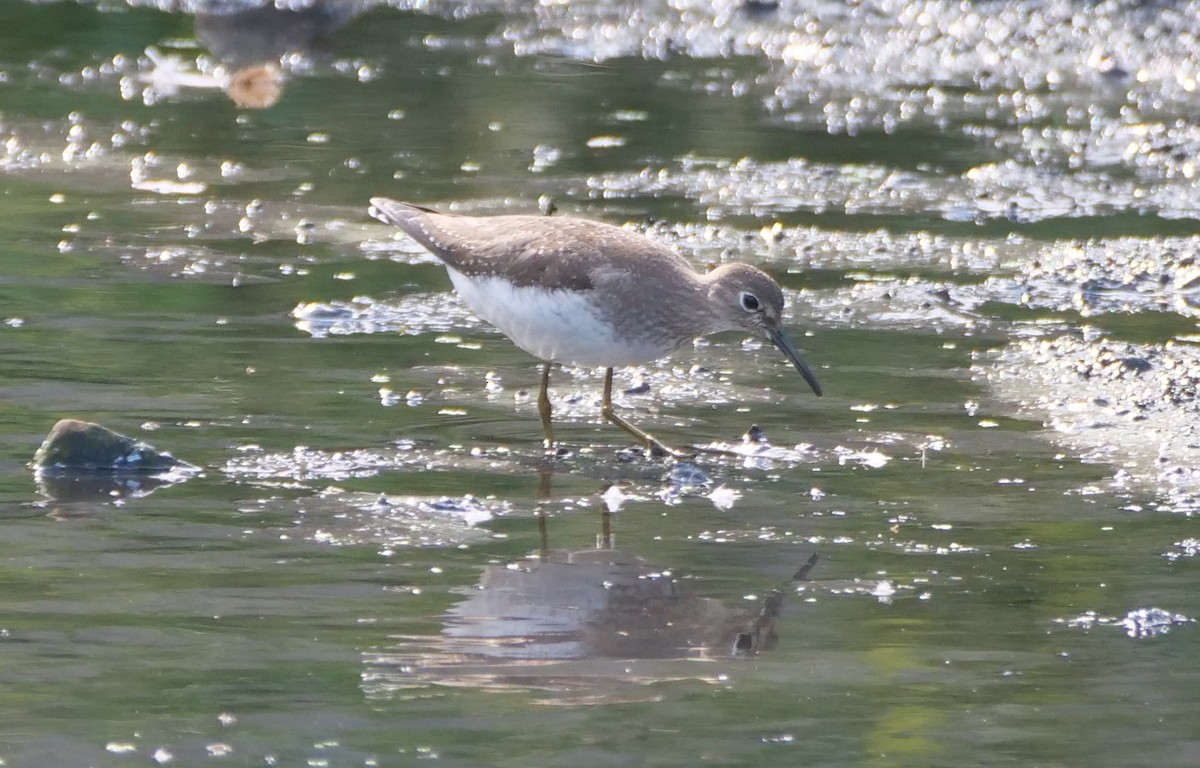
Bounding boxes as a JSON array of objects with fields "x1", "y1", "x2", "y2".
[{"x1": 369, "y1": 198, "x2": 692, "y2": 293}]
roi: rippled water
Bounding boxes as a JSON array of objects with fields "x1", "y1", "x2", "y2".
[{"x1": 3, "y1": 1, "x2": 1200, "y2": 766}]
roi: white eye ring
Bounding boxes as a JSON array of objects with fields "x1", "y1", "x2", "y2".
[{"x1": 739, "y1": 292, "x2": 761, "y2": 312}]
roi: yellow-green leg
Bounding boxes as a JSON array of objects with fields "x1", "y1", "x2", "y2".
[
  {"x1": 600, "y1": 368, "x2": 693, "y2": 460},
  {"x1": 538, "y1": 361, "x2": 555, "y2": 450}
]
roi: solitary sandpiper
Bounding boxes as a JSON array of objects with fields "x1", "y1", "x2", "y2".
[{"x1": 368, "y1": 198, "x2": 822, "y2": 457}]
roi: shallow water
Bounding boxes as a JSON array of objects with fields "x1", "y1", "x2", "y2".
[{"x1": 3, "y1": 0, "x2": 1200, "y2": 765}]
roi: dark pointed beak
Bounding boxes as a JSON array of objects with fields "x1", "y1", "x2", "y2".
[{"x1": 769, "y1": 328, "x2": 822, "y2": 397}]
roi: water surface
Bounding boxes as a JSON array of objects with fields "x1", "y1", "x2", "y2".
[{"x1": 2, "y1": 1, "x2": 1199, "y2": 766}]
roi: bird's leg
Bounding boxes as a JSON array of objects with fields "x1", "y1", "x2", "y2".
[
  {"x1": 598, "y1": 509, "x2": 613, "y2": 549},
  {"x1": 600, "y1": 368, "x2": 694, "y2": 460},
  {"x1": 536, "y1": 508, "x2": 549, "y2": 560},
  {"x1": 538, "y1": 361, "x2": 555, "y2": 450}
]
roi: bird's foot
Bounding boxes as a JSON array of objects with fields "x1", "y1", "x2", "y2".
[
  {"x1": 645, "y1": 436, "x2": 697, "y2": 462},
  {"x1": 542, "y1": 440, "x2": 574, "y2": 460}
]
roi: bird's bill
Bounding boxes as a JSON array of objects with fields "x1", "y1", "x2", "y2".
[{"x1": 769, "y1": 328, "x2": 822, "y2": 397}]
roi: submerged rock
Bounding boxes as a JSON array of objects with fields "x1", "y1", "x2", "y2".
[
  {"x1": 31, "y1": 419, "x2": 201, "y2": 503},
  {"x1": 32, "y1": 419, "x2": 195, "y2": 473},
  {"x1": 983, "y1": 335, "x2": 1200, "y2": 510}
]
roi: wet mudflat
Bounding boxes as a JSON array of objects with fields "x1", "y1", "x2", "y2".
[{"x1": 2, "y1": 0, "x2": 1200, "y2": 765}]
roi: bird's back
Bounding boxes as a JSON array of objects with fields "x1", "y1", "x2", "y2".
[{"x1": 369, "y1": 198, "x2": 694, "y2": 293}]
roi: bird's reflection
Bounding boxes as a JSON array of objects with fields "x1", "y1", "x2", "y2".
[
  {"x1": 442, "y1": 515, "x2": 809, "y2": 660},
  {"x1": 136, "y1": 1, "x2": 367, "y2": 108},
  {"x1": 362, "y1": 488, "x2": 818, "y2": 700},
  {"x1": 194, "y1": 2, "x2": 365, "y2": 71}
]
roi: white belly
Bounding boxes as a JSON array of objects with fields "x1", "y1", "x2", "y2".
[{"x1": 447, "y1": 268, "x2": 667, "y2": 368}]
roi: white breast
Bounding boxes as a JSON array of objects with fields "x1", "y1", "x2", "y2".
[{"x1": 446, "y1": 268, "x2": 669, "y2": 368}]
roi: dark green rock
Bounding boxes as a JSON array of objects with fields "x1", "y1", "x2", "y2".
[{"x1": 32, "y1": 419, "x2": 192, "y2": 473}]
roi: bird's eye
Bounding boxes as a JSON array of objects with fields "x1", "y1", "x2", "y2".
[{"x1": 739, "y1": 292, "x2": 760, "y2": 312}]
